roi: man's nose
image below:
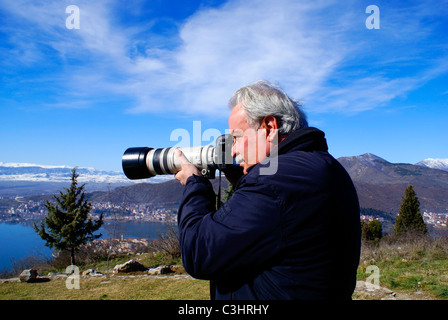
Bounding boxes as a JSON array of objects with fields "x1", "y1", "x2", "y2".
[{"x1": 231, "y1": 143, "x2": 237, "y2": 158}]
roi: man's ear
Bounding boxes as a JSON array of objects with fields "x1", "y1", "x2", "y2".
[{"x1": 261, "y1": 115, "x2": 279, "y2": 142}]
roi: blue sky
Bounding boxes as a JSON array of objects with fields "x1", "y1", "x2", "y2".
[{"x1": 0, "y1": 0, "x2": 447, "y2": 172}]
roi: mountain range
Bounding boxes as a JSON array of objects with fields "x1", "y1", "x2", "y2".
[
  {"x1": 1, "y1": 154, "x2": 448, "y2": 215},
  {"x1": 337, "y1": 153, "x2": 448, "y2": 213},
  {"x1": 0, "y1": 162, "x2": 172, "y2": 197}
]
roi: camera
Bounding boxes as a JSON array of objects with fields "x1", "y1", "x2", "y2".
[{"x1": 122, "y1": 134, "x2": 235, "y2": 180}]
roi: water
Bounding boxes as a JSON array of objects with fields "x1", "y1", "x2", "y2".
[
  {"x1": 0, "y1": 222, "x2": 52, "y2": 272},
  {"x1": 0, "y1": 221, "x2": 168, "y2": 272}
]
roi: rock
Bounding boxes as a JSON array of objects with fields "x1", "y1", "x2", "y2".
[
  {"x1": 19, "y1": 269, "x2": 38, "y2": 283},
  {"x1": 171, "y1": 265, "x2": 186, "y2": 274},
  {"x1": 0, "y1": 278, "x2": 20, "y2": 283},
  {"x1": 113, "y1": 259, "x2": 147, "y2": 273},
  {"x1": 147, "y1": 266, "x2": 160, "y2": 275},
  {"x1": 354, "y1": 281, "x2": 413, "y2": 300},
  {"x1": 82, "y1": 269, "x2": 103, "y2": 277},
  {"x1": 147, "y1": 265, "x2": 174, "y2": 275}
]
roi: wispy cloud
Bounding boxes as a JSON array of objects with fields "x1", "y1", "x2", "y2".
[
  {"x1": 158, "y1": 0, "x2": 350, "y2": 114},
  {"x1": 1, "y1": 0, "x2": 447, "y2": 117}
]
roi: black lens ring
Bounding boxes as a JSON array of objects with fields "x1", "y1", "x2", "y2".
[
  {"x1": 122, "y1": 147, "x2": 154, "y2": 180},
  {"x1": 152, "y1": 148, "x2": 165, "y2": 175},
  {"x1": 162, "y1": 147, "x2": 172, "y2": 173}
]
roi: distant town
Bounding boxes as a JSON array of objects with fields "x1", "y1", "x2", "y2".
[
  {"x1": 361, "y1": 211, "x2": 448, "y2": 229},
  {"x1": 0, "y1": 198, "x2": 177, "y2": 224},
  {"x1": 2, "y1": 197, "x2": 447, "y2": 230}
]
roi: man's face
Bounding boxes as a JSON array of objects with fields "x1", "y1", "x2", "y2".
[{"x1": 228, "y1": 104, "x2": 269, "y2": 174}]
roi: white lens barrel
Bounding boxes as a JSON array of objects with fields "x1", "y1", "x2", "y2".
[{"x1": 145, "y1": 145, "x2": 216, "y2": 176}]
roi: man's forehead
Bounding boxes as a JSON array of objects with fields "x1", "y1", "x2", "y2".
[{"x1": 228, "y1": 105, "x2": 249, "y2": 130}]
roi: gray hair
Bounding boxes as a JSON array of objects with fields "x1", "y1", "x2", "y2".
[{"x1": 228, "y1": 80, "x2": 308, "y2": 135}]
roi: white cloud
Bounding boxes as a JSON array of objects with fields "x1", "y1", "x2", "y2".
[
  {"x1": 126, "y1": 0, "x2": 353, "y2": 115},
  {"x1": 312, "y1": 77, "x2": 420, "y2": 114},
  {"x1": 2, "y1": 0, "x2": 447, "y2": 117}
]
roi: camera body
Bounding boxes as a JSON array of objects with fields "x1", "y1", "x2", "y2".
[{"x1": 122, "y1": 134, "x2": 235, "y2": 180}]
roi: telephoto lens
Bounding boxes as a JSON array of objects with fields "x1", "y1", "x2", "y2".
[
  {"x1": 122, "y1": 134, "x2": 235, "y2": 180},
  {"x1": 122, "y1": 145, "x2": 215, "y2": 180}
]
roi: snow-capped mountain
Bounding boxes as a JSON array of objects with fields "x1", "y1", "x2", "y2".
[
  {"x1": 0, "y1": 162, "x2": 130, "y2": 184},
  {"x1": 415, "y1": 158, "x2": 448, "y2": 172},
  {"x1": 0, "y1": 162, "x2": 174, "y2": 197},
  {"x1": 336, "y1": 153, "x2": 448, "y2": 214}
]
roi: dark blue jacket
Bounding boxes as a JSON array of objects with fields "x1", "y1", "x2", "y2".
[{"x1": 177, "y1": 127, "x2": 361, "y2": 300}]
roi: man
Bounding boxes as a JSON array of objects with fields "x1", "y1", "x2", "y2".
[{"x1": 175, "y1": 80, "x2": 361, "y2": 300}]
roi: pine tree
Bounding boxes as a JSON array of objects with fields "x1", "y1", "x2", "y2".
[
  {"x1": 394, "y1": 185, "x2": 427, "y2": 236},
  {"x1": 33, "y1": 168, "x2": 103, "y2": 266}
]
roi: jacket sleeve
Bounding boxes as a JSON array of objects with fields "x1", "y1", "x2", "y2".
[{"x1": 177, "y1": 174, "x2": 282, "y2": 280}]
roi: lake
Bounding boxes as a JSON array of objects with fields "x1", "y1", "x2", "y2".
[{"x1": 0, "y1": 221, "x2": 168, "y2": 272}]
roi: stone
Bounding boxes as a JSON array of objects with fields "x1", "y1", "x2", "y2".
[
  {"x1": 170, "y1": 265, "x2": 186, "y2": 274},
  {"x1": 19, "y1": 269, "x2": 38, "y2": 283},
  {"x1": 113, "y1": 259, "x2": 147, "y2": 273},
  {"x1": 0, "y1": 278, "x2": 20, "y2": 283},
  {"x1": 82, "y1": 269, "x2": 103, "y2": 277},
  {"x1": 354, "y1": 281, "x2": 414, "y2": 300},
  {"x1": 148, "y1": 265, "x2": 174, "y2": 275}
]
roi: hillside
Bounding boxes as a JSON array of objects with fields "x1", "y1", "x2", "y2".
[
  {"x1": 338, "y1": 153, "x2": 448, "y2": 213},
  {"x1": 88, "y1": 179, "x2": 184, "y2": 205},
  {"x1": 87, "y1": 177, "x2": 228, "y2": 204},
  {"x1": 3, "y1": 237, "x2": 448, "y2": 300}
]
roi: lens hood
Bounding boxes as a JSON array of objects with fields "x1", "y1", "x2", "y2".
[{"x1": 122, "y1": 147, "x2": 154, "y2": 180}]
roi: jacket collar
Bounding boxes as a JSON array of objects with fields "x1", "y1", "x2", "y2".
[
  {"x1": 244, "y1": 127, "x2": 328, "y2": 175},
  {"x1": 277, "y1": 127, "x2": 328, "y2": 155}
]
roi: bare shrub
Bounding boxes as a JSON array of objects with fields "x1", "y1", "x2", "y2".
[
  {"x1": 0, "y1": 254, "x2": 51, "y2": 278},
  {"x1": 149, "y1": 221, "x2": 180, "y2": 257},
  {"x1": 49, "y1": 241, "x2": 127, "y2": 269},
  {"x1": 361, "y1": 233, "x2": 448, "y2": 264}
]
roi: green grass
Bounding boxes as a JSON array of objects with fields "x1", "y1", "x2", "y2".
[
  {"x1": 3, "y1": 235, "x2": 448, "y2": 300},
  {"x1": 357, "y1": 235, "x2": 448, "y2": 299},
  {"x1": 0, "y1": 277, "x2": 210, "y2": 300},
  {"x1": 0, "y1": 251, "x2": 211, "y2": 300}
]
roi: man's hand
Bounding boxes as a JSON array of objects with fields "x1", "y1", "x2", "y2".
[{"x1": 174, "y1": 148, "x2": 201, "y2": 185}]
